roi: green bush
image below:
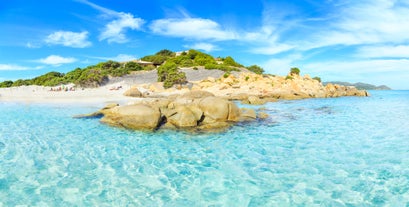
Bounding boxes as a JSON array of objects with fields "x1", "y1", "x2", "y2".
[
  {"x1": 157, "y1": 61, "x2": 178, "y2": 82},
  {"x1": 31, "y1": 71, "x2": 65, "y2": 86},
  {"x1": 223, "y1": 56, "x2": 242, "y2": 67},
  {"x1": 205, "y1": 63, "x2": 238, "y2": 72},
  {"x1": 246, "y1": 65, "x2": 264, "y2": 74},
  {"x1": 11, "y1": 79, "x2": 32, "y2": 87},
  {"x1": 157, "y1": 61, "x2": 187, "y2": 88},
  {"x1": 163, "y1": 71, "x2": 187, "y2": 89},
  {"x1": 223, "y1": 72, "x2": 231, "y2": 78},
  {"x1": 285, "y1": 75, "x2": 294, "y2": 80},
  {"x1": 143, "y1": 65, "x2": 156, "y2": 71},
  {"x1": 0, "y1": 80, "x2": 14, "y2": 88},
  {"x1": 312, "y1": 76, "x2": 322, "y2": 82},
  {"x1": 156, "y1": 49, "x2": 175, "y2": 57},
  {"x1": 290, "y1": 67, "x2": 300, "y2": 75},
  {"x1": 124, "y1": 61, "x2": 143, "y2": 72}
]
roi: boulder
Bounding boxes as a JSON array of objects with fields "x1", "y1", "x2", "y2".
[
  {"x1": 167, "y1": 105, "x2": 199, "y2": 128},
  {"x1": 198, "y1": 122, "x2": 231, "y2": 132},
  {"x1": 123, "y1": 87, "x2": 142, "y2": 97},
  {"x1": 180, "y1": 90, "x2": 215, "y2": 99},
  {"x1": 199, "y1": 96, "x2": 229, "y2": 121},
  {"x1": 227, "y1": 102, "x2": 241, "y2": 121},
  {"x1": 247, "y1": 96, "x2": 266, "y2": 105},
  {"x1": 101, "y1": 104, "x2": 161, "y2": 130},
  {"x1": 257, "y1": 112, "x2": 269, "y2": 119},
  {"x1": 73, "y1": 103, "x2": 118, "y2": 118},
  {"x1": 239, "y1": 108, "x2": 257, "y2": 121}
]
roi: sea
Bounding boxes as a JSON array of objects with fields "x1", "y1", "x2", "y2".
[{"x1": 0, "y1": 90, "x2": 408, "y2": 206}]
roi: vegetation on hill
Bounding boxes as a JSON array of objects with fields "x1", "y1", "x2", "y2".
[
  {"x1": 323, "y1": 81, "x2": 391, "y2": 90},
  {"x1": 0, "y1": 60, "x2": 144, "y2": 88},
  {"x1": 0, "y1": 49, "x2": 264, "y2": 88}
]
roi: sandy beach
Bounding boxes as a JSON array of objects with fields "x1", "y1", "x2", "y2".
[
  {"x1": 0, "y1": 83, "x2": 141, "y2": 107},
  {"x1": 0, "y1": 68, "x2": 230, "y2": 107}
]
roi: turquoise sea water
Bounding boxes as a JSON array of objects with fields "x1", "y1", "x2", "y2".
[{"x1": 0, "y1": 91, "x2": 408, "y2": 206}]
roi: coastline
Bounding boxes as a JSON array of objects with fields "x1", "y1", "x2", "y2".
[
  {"x1": 0, "y1": 84, "x2": 140, "y2": 107},
  {"x1": 0, "y1": 70, "x2": 370, "y2": 108}
]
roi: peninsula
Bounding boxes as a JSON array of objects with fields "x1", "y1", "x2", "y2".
[{"x1": 0, "y1": 49, "x2": 369, "y2": 131}]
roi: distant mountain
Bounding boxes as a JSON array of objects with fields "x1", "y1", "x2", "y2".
[{"x1": 323, "y1": 81, "x2": 391, "y2": 90}]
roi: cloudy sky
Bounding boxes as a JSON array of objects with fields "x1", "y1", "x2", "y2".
[{"x1": 1, "y1": 0, "x2": 408, "y2": 89}]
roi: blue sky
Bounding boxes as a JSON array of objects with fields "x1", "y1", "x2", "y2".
[{"x1": 1, "y1": 0, "x2": 408, "y2": 89}]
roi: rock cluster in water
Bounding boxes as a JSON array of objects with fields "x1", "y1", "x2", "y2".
[
  {"x1": 76, "y1": 91, "x2": 266, "y2": 132},
  {"x1": 76, "y1": 72, "x2": 369, "y2": 132}
]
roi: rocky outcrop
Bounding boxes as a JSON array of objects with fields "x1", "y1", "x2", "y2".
[
  {"x1": 139, "y1": 72, "x2": 368, "y2": 103},
  {"x1": 77, "y1": 91, "x2": 268, "y2": 132},
  {"x1": 123, "y1": 87, "x2": 142, "y2": 97}
]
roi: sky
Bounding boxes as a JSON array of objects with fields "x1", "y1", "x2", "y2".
[{"x1": 1, "y1": 0, "x2": 409, "y2": 89}]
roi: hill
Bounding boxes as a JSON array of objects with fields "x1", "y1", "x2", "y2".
[
  {"x1": 323, "y1": 82, "x2": 391, "y2": 90},
  {"x1": 0, "y1": 49, "x2": 264, "y2": 89}
]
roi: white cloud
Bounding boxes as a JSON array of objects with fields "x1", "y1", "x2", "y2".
[
  {"x1": 89, "y1": 54, "x2": 137, "y2": 62},
  {"x1": 37, "y1": 55, "x2": 77, "y2": 66},
  {"x1": 109, "y1": 54, "x2": 137, "y2": 62},
  {"x1": 0, "y1": 64, "x2": 30, "y2": 71},
  {"x1": 250, "y1": 43, "x2": 294, "y2": 55},
  {"x1": 26, "y1": 42, "x2": 41, "y2": 48},
  {"x1": 45, "y1": 31, "x2": 91, "y2": 48},
  {"x1": 356, "y1": 45, "x2": 409, "y2": 58},
  {"x1": 77, "y1": 0, "x2": 144, "y2": 43},
  {"x1": 0, "y1": 64, "x2": 43, "y2": 71},
  {"x1": 150, "y1": 18, "x2": 236, "y2": 41},
  {"x1": 185, "y1": 42, "x2": 218, "y2": 52},
  {"x1": 99, "y1": 13, "x2": 145, "y2": 43},
  {"x1": 307, "y1": 1, "x2": 409, "y2": 49}
]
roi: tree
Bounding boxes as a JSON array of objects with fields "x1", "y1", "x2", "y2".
[
  {"x1": 247, "y1": 65, "x2": 264, "y2": 74},
  {"x1": 290, "y1": 67, "x2": 300, "y2": 75},
  {"x1": 124, "y1": 61, "x2": 143, "y2": 72},
  {"x1": 157, "y1": 61, "x2": 178, "y2": 82},
  {"x1": 157, "y1": 61, "x2": 187, "y2": 88},
  {"x1": 223, "y1": 56, "x2": 241, "y2": 67},
  {"x1": 312, "y1": 76, "x2": 322, "y2": 82},
  {"x1": 156, "y1": 49, "x2": 174, "y2": 57}
]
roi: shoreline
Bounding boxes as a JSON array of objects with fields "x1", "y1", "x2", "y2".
[
  {"x1": 0, "y1": 71, "x2": 370, "y2": 107},
  {"x1": 0, "y1": 84, "x2": 140, "y2": 107}
]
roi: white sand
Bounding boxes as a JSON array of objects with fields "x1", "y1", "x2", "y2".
[{"x1": 0, "y1": 83, "x2": 142, "y2": 107}]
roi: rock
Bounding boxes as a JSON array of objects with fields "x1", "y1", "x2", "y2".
[
  {"x1": 240, "y1": 108, "x2": 257, "y2": 121},
  {"x1": 123, "y1": 87, "x2": 142, "y2": 97},
  {"x1": 149, "y1": 82, "x2": 165, "y2": 92},
  {"x1": 102, "y1": 103, "x2": 119, "y2": 110},
  {"x1": 167, "y1": 106, "x2": 199, "y2": 128},
  {"x1": 73, "y1": 111, "x2": 104, "y2": 119},
  {"x1": 197, "y1": 122, "x2": 231, "y2": 131},
  {"x1": 187, "y1": 105, "x2": 204, "y2": 120},
  {"x1": 247, "y1": 96, "x2": 266, "y2": 105},
  {"x1": 73, "y1": 103, "x2": 118, "y2": 118},
  {"x1": 180, "y1": 90, "x2": 214, "y2": 99},
  {"x1": 257, "y1": 112, "x2": 269, "y2": 119},
  {"x1": 101, "y1": 104, "x2": 161, "y2": 130},
  {"x1": 227, "y1": 102, "x2": 241, "y2": 121},
  {"x1": 228, "y1": 93, "x2": 248, "y2": 101},
  {"x1": 199, "y1": 97, "x2": 229, "y2": 121}
]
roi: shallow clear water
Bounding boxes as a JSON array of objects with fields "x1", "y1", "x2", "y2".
[{"x1": 0, "y1": 91, "x2": 408, "y2": 206}]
